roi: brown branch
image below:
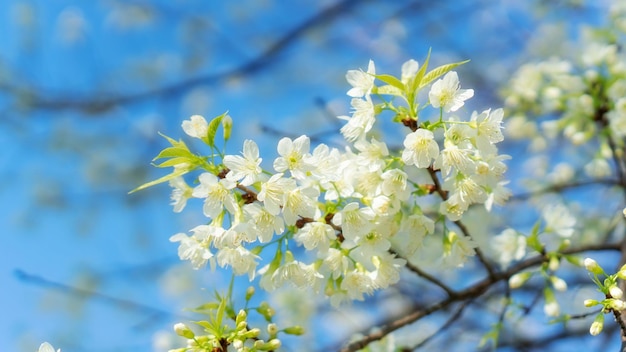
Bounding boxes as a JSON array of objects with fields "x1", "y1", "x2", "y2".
[
  {"x1": 395, "y1": 250, "x2": 456, "y2": 297},
  {"x1": 425, "y1": 166, "x2": 497, "y2": 279},
  {"x1": 340, "y1": 242, "x2": 621, "y2": 352},
  {"x1": 510, "y1": 178, "x2": 622, "y2": 202},
  {"x1": 2, "y1": 0, "x2": 366, "y2": 113}
]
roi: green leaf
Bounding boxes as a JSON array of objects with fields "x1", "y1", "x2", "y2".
[
  {"x1": 420, "y1": 59, "x2": 470, "y2": 89},
  {"x1": 376, "y1": 84, "x2": 404, "y2": 96},
  {"x1": 192, "y1": 302, "x2": 221, "y2": 312},
  {"x1": 526, "y1": 220, "x2": 543, "y2": 252},
  {"x1": 153, "y1": 157, "x2": 193, "y2": 168},
  {"x1": 206, "y1": 112, "x2": 228, "y2": 148},
  {"x1": 410, "y1": 48, "x2": 431, "y2": 94},
  {"x1": 215, "y1": 295, "x2": 227, "y2": 331},
  {"x1": 478, "y1": 322, "x2": 501, "y2": 349},
  {"x1": 374, "y1": 74, "x2": 405, "y2": 91},
  {"x1": 128, "y1": 168, "x2": 189, "y2": 194},
  {"x1": 153, "y1": 146, "x2": 193, "y2": 161}
]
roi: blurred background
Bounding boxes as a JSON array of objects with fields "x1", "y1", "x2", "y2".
[{"x1": 0, "y1": 0, "x2": 613, "y2": 351}]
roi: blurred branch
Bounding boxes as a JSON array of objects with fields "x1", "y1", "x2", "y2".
[
  {"x1": 340, "y1": 242, "x2": 621, "y2": 352},
  {"x1": 0, "y1": 0, "x2": 367, "y2": 114},
  {"x1": 14, "y1": 269, "x2": 191, "y2": 323}
]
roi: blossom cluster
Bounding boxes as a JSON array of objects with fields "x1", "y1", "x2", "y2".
[
  {"x1": 503, "y1": 1, "x2": 626, "y2": 180},
  {"x1": 140, "y1": 55, "x2": 510, "y2": 307}
]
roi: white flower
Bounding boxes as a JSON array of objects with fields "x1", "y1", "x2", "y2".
[
  {"x1": 429, "y1": 71, "x2": 474, "y2": 112},
  {"x1": 294, "y1": 221, "x2": 336, "y2": 253},
  {"x1": 272, "y1": 258, "x2": 324, "y2": 290},
  {"x1": 402, "y1": 129, "x2": 439, "y2": 168},
  {"x1": 346, "y1": 59, "x2": 376, "y2": 98},
  {"x1": 170, "y1": 225, "x2": 221, "y2": 269},
  {"x1": 181, "y1": 114, "x2": 208, "y2": 139},
  {"x1": 354, "y1": 138, "x2": 389, "y2": 172},
  {"x1": 434, "y1": 142, "x2": 475, "y2": 177},
  {"x1": 471, "y1": 108, "x2": 504, "y2": 151},
  {"x1": 334, "y1": 202, "x2": 374, "y2": 242},
  {"x1": 372, "y1": 252, "x2": 406, "y2": 289},
  {"x1": 282, "y1": 187, "x2": 320, "y2": 225},
  {"x1": 439, "y1": 193, "x2": 468, "y2": 221},
  {"x1": 192, "y1": 173, "x2": 237, "y2": 218},
  {"x1": 401, "y1": 59, "x2": 419, "y2": 84},
  {"x1": 257, "y1": 173, "x2": 297, "y2": 215},
  {"x1": 38, "y1": 342, "x2": 61, "y2": 352},
  {"x1": 273, "y1": 135, "x2": 312, "y2": 179},
  {"x1": 390, "y1": 213, "x2": 434, "y2": 257},
  {"x1": 322, "y1": 248, "x2": 351, "y2": 279},
  {"x1": 169, "y1": 177, "x2": 192, "y2": 213},
  {"x1": 381, "y1": 169, "x2": 409, "y2": 200},
  {"x1": 243, "y1": 203, "x2": 284, "y2": 243},
  {"x1": 544, "y1": 300, "x2": 560, "y2": 317},
  {"x1": 216, "y1": 246, "x2": 260, "y2": 280},
  {"x1": 224, "y1": 139, "x2": 263, "y2": 186},
  {"x1": 451, "y1": 175, "x2": 487, "y2": 207},
  {"x1": 341, "y1": 269, "x2": 376, "y2": 300},
  {"x1": 542, "y1": 203, "x2": 576, "y2": 238},
  {"x1": 339, "y1": 96, "x2": 376, "y2": 142},
  {"x1": 352, "y1": 229, "x2": 391, "y2": 265},
  {"x1": 443, "y1": 231, "x2": 477, "y2": 268},
  {"x1": 491, "y1": 228, "x2": 526, "y2": 268}
]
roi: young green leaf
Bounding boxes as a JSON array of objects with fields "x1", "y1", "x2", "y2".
[
  {"x1": 206, "y1": 112, "x2": 228, "y2": 148},
  {"x1": 420, "y1": 59, "x2": 470, "y2": 89},
  {"x1": 374, "y1": 74, "x2": 405, "y2": 91},
  {"x1": 128, "y1": 167, "x2": 189, "y2": 194}
]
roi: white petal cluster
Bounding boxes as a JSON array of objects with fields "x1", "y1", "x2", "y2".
[{"x1": 165, "y1": 57, "x2": 510, "y2": 305}]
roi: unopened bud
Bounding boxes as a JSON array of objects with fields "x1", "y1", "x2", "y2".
[
  {"x1": 584, "y1": 258, "x2": 604, "y2": 275},
  {"x1": 590, "y1": 313, "x2": 604, "y2": 336},
  {"x1": 236, "y1": 309, "x2": 247, "y2": 326},
  {"x1": 610, "y1": 285, "x2": 624, "y2": 299},
  {"x1": 544, "y1": 301, "x2": 560, "y2": 317},
  {"x1": 283, "y1": 325, "x2": 305, "y2": 335},
  {"x1": 550, "y1": 276, "x2": 567, "y2": 291},
  {"x1": 265, "y1": 339, "x2": 281, "y2": 350},
  {"x1": 549, "y1": 256, "x2": 560, "y2": 271},
  {"x1": 509, "y1": 272, "x2": 532, "y2": 289},
  {"x1": 222, "y1": 114, "x2": 233, "y2": 141},
  {"x1": 610, "y1": 299, "x2": 626, "y2": 311},
  {"x1": 173, "y1": 323, "x2": 195, "y2": 339},
  {"x1": 267, "y1": 323, "x2": 278, "y2": 336},
  {"x1": 584, "y1": 299, "x2": 599, "y2": 307},
  {"x1": 245, "y1": 286, "x2": 255, "y2": 300}
]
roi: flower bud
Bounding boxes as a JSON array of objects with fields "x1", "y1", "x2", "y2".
[
  {"x1": 583, "y1": 258, "x2": 604, "y2": 275},
  {"x1": 590, "y1": 313, "x2": 604, "y2": 336},
  {"x1": 283, "y1": 325, "x2": 305, "y2": 335},
  {"x1": 550, "y1": 276, "x2": 567, "y2": 291},
  {"x1": 267, "y1": 339, "x2": 281, "y2": 350},
  {"x1": 610, "y1": 285, "x2": 624, "y2": 299},
  {"x1": 267, "y1": 323, "x2": 278, "y2": 336},
  {"x1": 549, "y1": 256, "x2": 560, "y2": 271},
  {"x1": 245, "y1": 286, "x2": 255, "y2": 301},
  {"x1": 584, "y1": 299, "x2": 599, "y2": 307},
  {"x1": 544, "y1": 301, "x2": 560, "y2": 317},
  {"x1": 509, "y1": 272, "x2": 532, "y2": 289},
  {"x1": 222, "y1": 114, "x2": 233, "y2": 141},
  {"x1": 173, "y1": 323, "x2": 195, "y2": 339},
  {"x1": 236, "y1": 309, "x2": 247, "y2": 326},
  {"x1": 610, "y1": 299, "x2": 626, "y2": 311}
]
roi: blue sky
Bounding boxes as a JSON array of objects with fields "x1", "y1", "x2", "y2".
[{"x1": 0, "y1": 1, "x2": 612, "y2": 351}]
